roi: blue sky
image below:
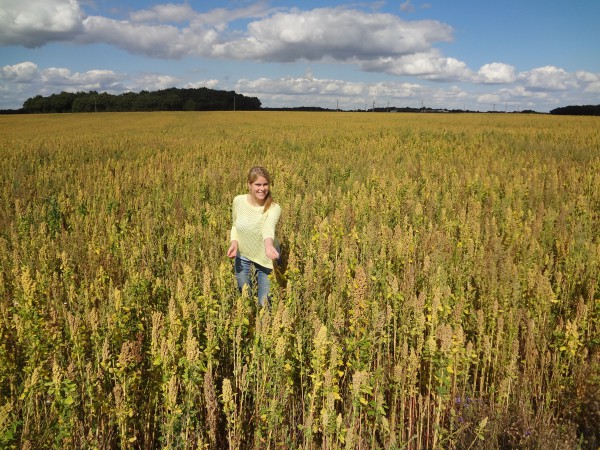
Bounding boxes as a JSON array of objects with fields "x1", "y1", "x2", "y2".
[{"x1": 1, "y1": 0, "x2": 599, "y2": 111}]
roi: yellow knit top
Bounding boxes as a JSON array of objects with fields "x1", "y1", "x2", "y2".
[{"x1": 230, "y1": 194, "x2": 281, "y2": 269}]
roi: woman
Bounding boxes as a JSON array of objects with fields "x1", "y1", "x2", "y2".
[{"x1": 227, "y1": 166, "x2": 281, "y2": 305}]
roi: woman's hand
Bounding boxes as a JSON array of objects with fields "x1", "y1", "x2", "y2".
[
  {"x1": 265, "y1": 246, "x2": 280, "y2": 260},
  {"x1": 227, "y1": 240, "x2": 238, "y2": 258},
  {"x1": 264, "y1": 238, "x2": 280, "y2": 260}
]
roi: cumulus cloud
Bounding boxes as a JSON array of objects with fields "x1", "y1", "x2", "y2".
[
  {"x1": 574, "y1": 70, "x2": 598, "y2": 83},
  {"x1": 0, "y1": 60, "x2": 204, "y2": 108},
  {"x1": 186, "y1": 79, "x2": 220, "y2": 89},
  {"x1": 135, "y1": 74, "x2": 181, "y2": 91},
  {"x1": 73, "y1": 4, "x2": 465, "y2": 83},
  {"x1": 362, "y1": 50, "x2": 472, "y2": 80},
  {"x1": 1, "y1": 61, "x2": 183, "y2": 98},
  {"x1": 236, "y1": 65, "x2": 598, "y2": 110},
  {"x1": 3, "y1": 58, "x2": 597, "y2": 112},
  {"x1": 39, "y1": 67, "x2": 123, "y2": 90},
  {"x1": 477, "y1": 93, "x2": 500, "y2": 105},
  {"x1": 80, "y1": 16, "x2": 199, "y2": 59},
  {"x1": 140, "y1": 66, "x2": 599, "y2": 110},
  {"x1": 0, "y1": 61, "x2": 131, "y2": 108},
  {"x1": 1, "y1": 1, "x2": 455, "y2": 68},
  {"x1": 215, "y1": 8, "x2": 453, "y2": 62},
  {"x1": 0, "y1": 61, "x2": 39, "y2": 82},
  {"x1": 477, "y1": 63, "x2": 516, "y2": 84},
  {"x1": 501, "y1": 85, "x2": 549, "y2": 100},
  {"x1": 78, "y1": 4, "x2": 280, "y2": 60},
  {"x1": 518, "y1": 66, "x2": 575, "y2": 91},
  {"x1": 235, "y1": 74, "x2": 480, "y2": 110},
  {"x1": 2, "y1": 63, "x2": 121, "y2": 91},
  {"x1": 236, "y1": 74, "x2": 443, "y2": 109},
  {"x1": 0, "y1": 0, "x2": 85, "y2": 47},
  {"x1": 2, "y1": 2, "x2": 599, "y2": 111},
  {"x1": 585, "y1": 81, "x2": 600, "y2": 94},
  {"x1": 0, "y1": 2, "x2": 478, "y2": 85},
  {"x1": 239, "y1": 76, "x2": 365, "y2": 97},
  {"x1": 130, "y1": 1, "x2": 274, "y2": 27}
]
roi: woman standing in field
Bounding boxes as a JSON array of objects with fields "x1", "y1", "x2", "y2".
[{"x1": 227, "y1": 166, "x2": 281, "y2": 306}]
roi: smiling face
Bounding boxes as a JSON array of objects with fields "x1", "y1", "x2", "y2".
[{"x1": 248, "y1": 175, "x2": 270, "y2": 206}]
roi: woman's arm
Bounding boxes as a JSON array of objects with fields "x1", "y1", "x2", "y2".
[
  {"x1": 227, "y1": 197, "x2": 239, "y2": 258},
  {"x1": 262, "y1": 204, "x2": 281, "y2": 260}
]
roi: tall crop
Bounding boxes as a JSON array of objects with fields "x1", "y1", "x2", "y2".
[{"x1": 0, "y1": 111, "x2": 599, "y2": 449}]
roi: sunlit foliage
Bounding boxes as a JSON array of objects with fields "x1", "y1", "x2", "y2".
[{"x1": 1, "y1": 112, "x2": 599, "y2": 449}]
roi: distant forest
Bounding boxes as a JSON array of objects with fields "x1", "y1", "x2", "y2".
[
  {"x1": 2, "y1": 87, "x2": 598, "y2": 115},
  {"x1": 18, "y1": 87, "x2": 261, "y2": 114},
  {"x1": 549, "y1": 104, "x2": 600, "y2": 116}
]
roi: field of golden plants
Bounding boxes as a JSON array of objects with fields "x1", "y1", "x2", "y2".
[{"x1": 0, "y1": 111, "x2": 599, "y2": 449}]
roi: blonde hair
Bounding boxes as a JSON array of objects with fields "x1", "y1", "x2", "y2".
[{"x1": 247, "y1": 166, "x2": 274, "y2": 212}]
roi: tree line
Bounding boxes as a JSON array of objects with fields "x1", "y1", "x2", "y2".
[
  {"x1": 20, "y1": 87, "x2": 261, "y2": 114},
  {"x1": 549, "y1": 104, "x2": 600, "y2": 116},
  {"x1": 4, "y1": 89, "x2": 598, "y2": 115}
]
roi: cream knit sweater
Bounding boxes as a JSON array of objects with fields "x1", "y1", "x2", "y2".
[{"x1": 230, "y1": 194, "x2": 281, "y2": 269}]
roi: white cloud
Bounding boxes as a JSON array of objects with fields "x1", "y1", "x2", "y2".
[
  {"x1": 574, "y1": 70, "x2": 598, "y2": 83},
  {"x1": 185, "y1": 79, "x2": 220, "y2": 89},
  {"x1": 585, "y1": 81, "x2": 600, "y2": 94},
  {"x1": 238, "y1": 71, "x2": 599, "y2": 110},
  {"x1": 0, "y1": 62, "x2": 129, "y2": 107},
  {"x1": 0, "y1": 0, "x2": 85, "y2": 47},
  {"x1": 443, "y1": 85, "x2": 469, "y2": 100},
  {"x1": 2, "y1": 59, "x2": 597, "y2": 112},
  {"x1": 367, "y1": 82, "x2": 411, "y2": 98},
  {"x1": 80, "y1": 16, "x2": 193, "y2": 59},
  {"x1": 0, "y1": 61, "x2": 39, "y2": 82},
  {"x1": 0, "y1": 2, "x2": 460, "y2": 81},
  {"x1": 362, "y1": 50, "x2": 472, "y2": 80},
  {"x1": 39, "y1": 67, "x2": 72, "y2": 83},
  {"x1": 2, "y1": 2, "x2": 599, "y2": 111},
  {"x1": 501, "y1": 85, "x2": 549, "y2": 100},
  {"x1": 477, "y1": 63, "x2": 516, "y2": 84},
  {"x1": 518, "y1": 65, "x2": 574, "y2": 91},
  {"x1": 135, "y1": 74, "x2": 180, "y2": 91},
  {"x1": 216, "y1": 8, "x2": 453, "y2": 62},
  {"x1": 236, "y1": 74, "x2": 450, "y2": 109},
  {"x1": 132, "y1": 1, "x2": 276, "y2": 27},
  {"x1": 16, "y1": 4, "x2": 451, "y2": 64},
  {"x1": 40, "y1": 67, "x2": 125, "y2": 93},
  {"x1": 475, "y1": 85, "x2": 556, "y2": 111},
  {"x1": 477, "y1": 93, "x2": 500, "y2": 105},
  {"x1": 0, "y1": 60, "x2": 201, "y2": 108}
]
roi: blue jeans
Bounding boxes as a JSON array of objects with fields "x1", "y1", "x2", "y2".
[{"x1": 235, "y1": 256, "x2": 272, "y2": 306}]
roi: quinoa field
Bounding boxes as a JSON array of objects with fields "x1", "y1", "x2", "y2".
[{"x1": 0, "y1": 111, "x2": 599, "y2": 449}]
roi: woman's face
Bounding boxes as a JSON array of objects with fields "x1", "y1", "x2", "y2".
[{"x1": 248, "y1": 175, "x2": 269, "y2": 205}]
